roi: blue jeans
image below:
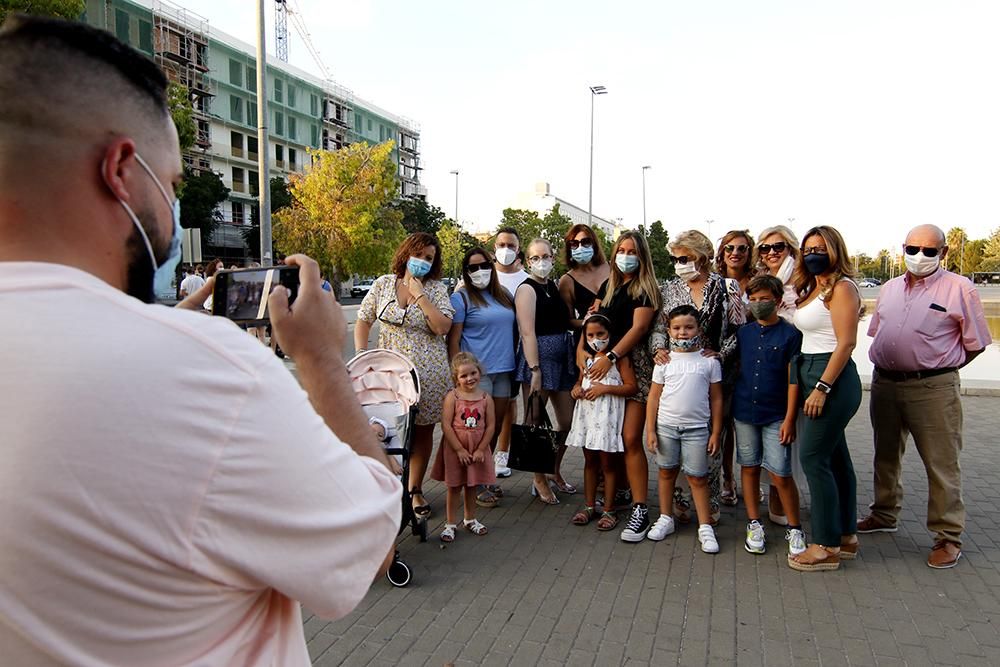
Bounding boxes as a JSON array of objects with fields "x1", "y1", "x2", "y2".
[
  {"x1": 734, "y1": 419, "x2": 792, "y2": 477},
  {"x1": 654, "y1": 424, "x2": 710, "y2": 477}
]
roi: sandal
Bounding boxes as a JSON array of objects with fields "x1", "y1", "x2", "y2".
[
  {"x1": 530, "y1": 483, "x2": 559, "y2": 505},
  {"x1": 596, "y1": 511, "x2": 619, "y2": 531},
  {"x1": 411, "y1": 488, "x2": 431, "y2": 518},
  {"x1": 720, "y1": 479, "x2": 739, "y2": 507},
  {"x1": 476, "y1": 487, "x2": 499, "y2": 508},
  {"x1": 840, "y1": 536, "x2": 859, "y2": 561},
  {"x1": 486, "y1": 484, "x2": 504, "y2": 498},
  {"x1": 463, "y1": 518, "x2": 488, "y2": 535},
  {"x1": 548, "y1": 477, "x2": 578, "y2": 494},
  {"x1": 673, "y1": 497, "x2": 692, "y2": 524},
  {"x1": 572, "y1": 506, "x2": 597, "y2": 526},
  {"x1": 788, "y1": 545, "x2": 841, "y2": 572},
  {"x1": 440, "y1": 524, "x2": 457, "y2": 542}
]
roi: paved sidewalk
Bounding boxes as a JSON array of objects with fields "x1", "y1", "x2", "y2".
[{"x1": 304, "y1": 395, "x2": 1000, "y2": 666}]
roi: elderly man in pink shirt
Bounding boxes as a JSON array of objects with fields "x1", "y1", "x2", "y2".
[
  {"x1": 0, "y1": 16, "x2": 400, "y2": 665},
  {"x1": 858, "y1": 224, "x2": 991, "y2": 569}
]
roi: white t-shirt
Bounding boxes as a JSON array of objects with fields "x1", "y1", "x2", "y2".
[
  {"x1": 179, "y1": 273, "x2": 205, "y2": 296},
  {"x1": 0, "y1": 262, "x2": 402, "y2": 667},
  {"x1": 651, "y1": 352, "x2": 722, "y2": 427},
  {"x1": 496, "y1": 268, "x2": 528, "y2": 297}
]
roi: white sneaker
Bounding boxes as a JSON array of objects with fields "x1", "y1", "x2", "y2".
[
  {"x1": 698, "y1": 524, "x2": 719, "y2": 554},
  {"x1": 745, "y1": 520, "x2": 766, "y2": 554},
  {"x1": 786, "y1": 528, "x2": 807, "y2": 556},
  {"x1": 494, "y1": 451, "x2": 511, "y2": 478},
  {"x1": 646, "y1": 514, "x2": 676, "y2": 541}
]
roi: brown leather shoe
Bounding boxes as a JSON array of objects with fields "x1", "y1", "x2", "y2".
[
  {"x1": 927, "y1": 541, "x2": 962, "y2": 569},
  {"x1": 856, "y1": 515, "x2": 897, "y2": 534}
]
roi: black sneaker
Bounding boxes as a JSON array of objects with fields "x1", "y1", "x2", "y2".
[{"x1": 620, "y1": 504, "x2": 650, "y2": 543}]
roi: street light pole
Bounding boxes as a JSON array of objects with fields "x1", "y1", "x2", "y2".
[
  {"x1": 706, "y1": 219, "x2": 714, "y2": 242},
  {"x1": 641, "y1": 165, "x2": 651, "y2": 227},
  {"x1": 450, "y1": 169, "x2": 459, "y2": 222},
  {"x1": 588, "y1": 85, "x2": 607, "y2": 227},
  {"x1": 255, "y1": 0, "x2": 272, "y2": 265}
]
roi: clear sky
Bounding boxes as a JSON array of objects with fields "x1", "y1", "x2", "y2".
[{"x1": 200, "y1": 1, "x2": 1000, "y2": 256}]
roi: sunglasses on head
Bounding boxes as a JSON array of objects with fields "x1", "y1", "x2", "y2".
[
  {"x1": 757, "y1": 242, "x2": 788, "y2": 255},
  {"x1": 904, "y1": 245, "x2": 941, "y2": 258},
  {"x1": 724, "y1": 244, "x2": 750, "y2": 254},
  {"x1": 467, "y1": 261, "x2": 491, "y2": 273},
  {"x1": 568, "y1": 238, "x2": 594, "y2": 249},
  {"x1": 669, "y1": 255, "x2": 693, "y2": 264}
]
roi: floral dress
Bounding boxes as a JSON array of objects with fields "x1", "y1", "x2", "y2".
[
  {"x1": 358, "y1": 274, "x2": 454, "y2": 425},
  {"x1": 565, "y1": 357, "x2": 625, "y2": 453}
]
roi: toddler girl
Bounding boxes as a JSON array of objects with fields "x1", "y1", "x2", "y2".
[{"x1": 430, "y1": 352, "x2": 496, "y2": 542}]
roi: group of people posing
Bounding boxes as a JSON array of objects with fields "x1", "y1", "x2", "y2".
[{"x1": 355, "y1": 221, "x2": 990, "y2": 572}]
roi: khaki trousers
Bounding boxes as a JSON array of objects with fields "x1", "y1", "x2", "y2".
[{"x1": 869, "y1": 371, "x2": 965, "y2": 545}]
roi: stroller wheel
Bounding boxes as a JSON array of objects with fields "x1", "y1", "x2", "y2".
[{"x1": 386, "y1": 560, "x2": 412, "y2": 587}]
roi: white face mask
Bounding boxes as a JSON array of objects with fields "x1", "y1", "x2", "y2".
[
  {"x1": 675, "y1": 261, "x2": 700, "y2": 282},
  {"x1": 589, "y1": 337, "x2": 609, "y2": 352},
  {"x1": 495, "y1": 247, "x2": 516, "y2": 266},
  {"x1": 469, "y1": 268, "x2": 492, "y2": 289},
  {"x1": 530, "y1": 259, "x2": 553, "y2": 279},
  {"x1": 776, "y1": 253, "x2": 795, "y2": 284},
  {"x1": 904, "y1": 251, "x2": 941, "y2": 277}
]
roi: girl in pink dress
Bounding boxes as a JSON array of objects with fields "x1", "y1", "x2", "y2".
[{"x1": 431, "y1": 352, "x2": 496, "y2": 542}]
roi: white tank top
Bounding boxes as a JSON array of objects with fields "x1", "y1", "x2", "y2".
[{"x1": 793, "y1": 280, "x2": 854, "y2": 354}]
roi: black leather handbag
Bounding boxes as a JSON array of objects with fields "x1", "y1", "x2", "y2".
[{"x1": 507, "y1": 395, "x2": 559, "y2": 474}]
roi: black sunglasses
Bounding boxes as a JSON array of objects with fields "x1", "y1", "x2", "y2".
[
  {"x1": 904, "y1": 245, "x2": 941, "y2": 258},
  {"x1": 724, "y1": 244, "x2": 750, "y2": 254},
  {"x1": 467, "y1": 261, "x2": 491, "y2": 273},
  {"x1": 757, "y1": 242, "x2": 788, "y2": 255},
  {"x1": 669, "y1": 255, "x2": 693, "y2": 264},
  {"x1": 568, "y1": 238, "x2": 594, "y2": 249}
]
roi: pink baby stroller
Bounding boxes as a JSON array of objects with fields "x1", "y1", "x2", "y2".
[{"x1": 347, "y1": 348, "x2": 427, "y2": 587}]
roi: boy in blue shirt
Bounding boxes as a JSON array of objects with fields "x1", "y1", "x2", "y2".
[{"x1": 733, "y1": 275, "x2": 806, "y2": 556}]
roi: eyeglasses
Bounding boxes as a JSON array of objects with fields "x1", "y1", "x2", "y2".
[
  {"x1": 904, "y1": 245, "x2": 941, "y2": 257},
  {"x1": 802, "y1": 247, "x2": 828, "y2": 256},
  {"x1": 757, "y1": 242, "x2": 788, "y2": 255},
  {"x1": 378, "y1": 299, "x2": 408, "y2": 327},
  {"x1": 568, "y1": 238, "x2": 594, "y2": 250},
  {"x1": 724, "y1": 244, "x2": 750, "y2": 254},
  {"x1": 528, "y1": 254, "x2": 553, "y2": 263},
  {"x1": 467, "y1": 261, "x2": 491, "y2": 273},
  {"x1": 669, "y1": 255, "x2": 694, "y2": 264}
]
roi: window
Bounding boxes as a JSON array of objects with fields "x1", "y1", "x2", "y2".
[
  {"x1": 275, "y1": 144, "x2": 285, "y2": 169},
  {"x1": 232, "y1": 201, "x2": 245, "y2": 225},
  {"x1": 230, "y1": 131, "x2": 243, "y2": 157},
  {"x1": 231, "y1": 167, "x2": 245, "y2": 193},
  {"x1": 310, "y1": 124, "x2": 319, "y2": 148},
  {"x1": 247, "y1": 100, "x2": 257, "y2": 127},
  {"x1": 274, "y1": 79, "x2": 283, "y2": 104},
  {"x1": 288, "y1": 116, "x2": 296, "y2": 141},
  {"x1": 379, "y1": 125, "x2": 385, "y2": 141},
  {"x1": 249, "y1": 170, "x2": 259, "y2": 196},
  {"x1": 247, "y1": 66, "x2": 256, "y2": 92},
  {"x1": 115, "y1": 10, "x2": 130, "y2": 44},
  {"x1": 229, "y1": 59, "x2": 243, "y2": 87},
  {"x1": 289, "y1": 148, "x2": 297, "y2": 171},
  {"x1": 229, "y1": 96, "x2": 243, "y2": 123},
  {"x1": 138, "y1": 20, "x2": 153, "y2": 53},
  {"x1": 355, "y1": 114, "x2": 362, "y2": 132},
  {"x1": 247, "y1": 136, "x2": 258, "y2": 159},
  {"x1": 310, "y1": 94, "x2": 318, "y2": 116},
  {"x1": 274, "y1": 112, "x2": 284, "y2": 136},
  {"x1": 288, "y1": 85, "x2": 296, "y2": 108},
  {"x1": 367, "y1": 118, "x2": 373, "y2": 132}
]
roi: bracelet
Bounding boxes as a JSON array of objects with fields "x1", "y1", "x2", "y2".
[
  {"x1": 530, "y1": 365, "x2": 540, "y2": 372},
  {"x1": 414, "y1": 293, "x2": 427, "y2": 304},
  {"x1": 815, "y1": 380, "x2": 832, "y2": 394}
]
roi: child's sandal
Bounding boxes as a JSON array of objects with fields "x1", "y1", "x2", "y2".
[
  {"x1": 597, "y1": 511, "x2": 619, "y2": 531},
  {"x1": 440, "y1": 524, "x2": 457, "y2": 542},
  {"x1": 571, "y1": 506, "x2": 597, "y2": 526},
  {"x1": 463, "y1": 519, "x2": 488, "y2": 536}
]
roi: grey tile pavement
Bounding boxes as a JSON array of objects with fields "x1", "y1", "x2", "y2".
[{"x1": 305, "y1": 395, "x2": 1000, "y2": 666}]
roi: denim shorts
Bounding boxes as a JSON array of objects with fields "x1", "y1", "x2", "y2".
[
  {"x1": 654, "y1": 423, "x2": 710, "y2": 477},
  {"x1": 734, "y1": 419, "x2": 792, "y2": 477},
  {"x1": 479, "y1": 371, "x2": 513, "y2": 399}
]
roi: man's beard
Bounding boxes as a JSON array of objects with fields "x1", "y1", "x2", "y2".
[{"x1": 124, "y1": 208, "x2": 169, "y2": 304}]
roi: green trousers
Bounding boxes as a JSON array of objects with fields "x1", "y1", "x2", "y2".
[{"x1": 796, "y1": 353, "x2": 862, "y2": 546}]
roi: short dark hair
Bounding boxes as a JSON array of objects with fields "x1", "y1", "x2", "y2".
[
  {"x1": 495, "y1": 227, "x2": 520, "y2": 241},
  {"x1": 667, "y1": 304, "x2": 700, "y2": 324},
  {"x1": 391, "y1": 232, "x2": 443, "y2": 281},
  {"x1": 746, "y1": 274, "x2": 784, "y2": 300}
]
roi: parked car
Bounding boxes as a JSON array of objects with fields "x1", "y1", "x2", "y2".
[
  {"x1": 351, "y1": 279, "x2": 375, "y2": 298},
  {"x1": 859, "y1": 278, "x2": 882, "y2": 287}
]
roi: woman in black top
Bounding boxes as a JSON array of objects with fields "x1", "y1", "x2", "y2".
[
  {"x1": 559, "y1": 223, "x2": 610, "y2": 337},
  {"x1": 515, "y1": 238, "x2": 577, "y2": 504}
]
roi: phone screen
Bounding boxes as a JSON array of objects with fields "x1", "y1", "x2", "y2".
[{"x1": 211, "y1": 266, "x2": 299, "y2": 325}]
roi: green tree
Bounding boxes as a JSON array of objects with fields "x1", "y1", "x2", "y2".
[
  {"x1": 273, "y1": 141, "x2": 404, "y2": 281},
  {"x1": 979, "y1": 228, "x2": 1000, "y2": 272},
  {"x1": 167, "y1": 83, "x2": 196, "y2": 152},
  {"x1": 177, "y1": 166, "x2": 228, "y2": 241},
  {"x1": 646, "y1": 220, "x2": 673, "y2": 282},
  {"x1": 437, "y1": 219, "x2": 480, "y2": 279},
  {"x1": 494, "y1": 204, "x2": 572, "y2": 272},
  {"x1": 0, "y1": 0, "x2": 84, "y2": 22},
  {"x1": 242, "y1": 177, "x2": 293, "y2": 261},
  {"x1": 393, "y1": 196, "x2": 446, "y2": 235}
]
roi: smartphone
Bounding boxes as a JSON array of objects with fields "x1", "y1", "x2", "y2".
[{"x1": 212, "y1": 266, "x2": 299, "y2": 325}]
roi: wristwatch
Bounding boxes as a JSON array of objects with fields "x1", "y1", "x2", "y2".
[
  {"x1": 530, "y1": 365, "x2": 541, "y2": 372},
  {"x1": 815, "y1": 380, "x2": 832, "y2": 394},
  {"x1": 605, "y1": 351, "x2": 619, "y2": 364}
]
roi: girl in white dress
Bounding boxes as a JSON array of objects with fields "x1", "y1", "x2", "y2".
[{"x1": 567, "y1": 314, "x2": 638, "y2": 531}]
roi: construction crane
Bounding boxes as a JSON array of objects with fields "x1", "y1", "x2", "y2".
[
  {"x1": 274, "y1": 0, "x2": 333, "y2": 82},
  {"x1": 275, "y1": 0, "x2": 288, "y2": 61}
]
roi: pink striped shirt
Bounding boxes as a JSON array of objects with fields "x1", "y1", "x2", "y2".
[{"x1": 868, "y1": 268, "x2": 991, "y2": 372}]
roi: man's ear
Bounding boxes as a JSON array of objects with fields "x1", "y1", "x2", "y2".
[{"x1": 99, "y1": 138, "x2": 138, "y2": 204}]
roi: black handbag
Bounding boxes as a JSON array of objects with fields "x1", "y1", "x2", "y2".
[{"x1": 507, "y1": 395, "x2": 559, "y2": 474}]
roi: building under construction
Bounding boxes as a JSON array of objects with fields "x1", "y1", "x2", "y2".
[{"x1": 83, "y1": 0, "x2": 424, "y2": 263}]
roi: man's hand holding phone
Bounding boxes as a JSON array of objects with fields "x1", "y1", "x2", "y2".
[{"x1": 268, "y1": 255, "x2": 344, "y2": 363}]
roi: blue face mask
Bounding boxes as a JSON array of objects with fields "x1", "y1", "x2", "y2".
[
  {"x1": 615, "y1": 253, "x2": 639, "y2": 274},
  {"x1": 109, "y1": 153, "x2": 182, "y2": 303},
  {"x1": 571, "y1": 246, "x2": 595, "y2": 264},
  {"x1": 407, "y1": 256, "x2": 432, "y2": 278}
]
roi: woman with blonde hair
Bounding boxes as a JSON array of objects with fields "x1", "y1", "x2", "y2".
[
  {"x1": 787, "y1": 226, "x2": 862, "y2": 571},
  {"x1": 650, "y1": 229, "x2": 742, "y2": 527},
  {"x1": 585, "y1": 230, "x2": 661, "y2": 538},
  {"x1": 755, "y1": 225, "x2": 800, "y2": 319}
]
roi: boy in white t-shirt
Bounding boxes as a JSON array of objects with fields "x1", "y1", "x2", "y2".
[{"x1": 645, "y1": 305, "x2": 724, "y2": 553}]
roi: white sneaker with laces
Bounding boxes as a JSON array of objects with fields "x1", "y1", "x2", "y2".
[
  {"x1": 745, "y1": 520, "x2": 766, "y2": 554},
  {"x1": 494, "y1": 450, "x2": 511, "y2": 478},
  {"x1": 646, "y1": 514, "x2": 676, "y2": 541},
  {"x1": 785, "y1": 528, "x2": 807, "y2": 556},
  {"x1": 698, "y1": 524, "x2": 720, "y2": 554}
]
